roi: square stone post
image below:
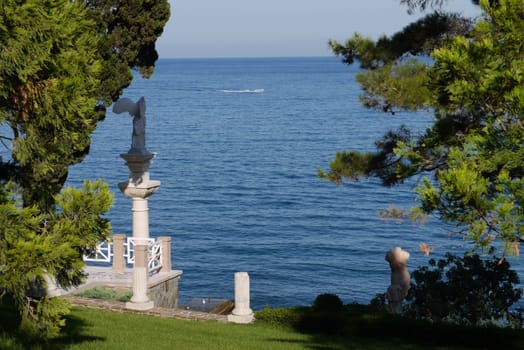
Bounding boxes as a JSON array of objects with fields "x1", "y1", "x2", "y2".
[
  {"x1": 158, "y1": 236, "x2": 172, "y2": 272},
  {"x1": 112, "y1": 234, "x2": 126, "y2": 271},
  {"x1": 126, "y1": 243, "x2": 154, "y2": 310}
]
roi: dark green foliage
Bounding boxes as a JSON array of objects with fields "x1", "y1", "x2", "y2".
[
  {"x1": 0, "y1": 0, "x2": 168, "y2": 339},
  {"x1": 86, "y1": 0, "x2": 171, "y2": 105},
  {"x1": 400, "y1": 0, "x2": 449, "y2": 14},
  {"x1": 405, "y1": 253, "x2": 523, "y2": 326},
  {"x1": 312, "y1": 293, "x2": 344, "y2": 312},
  {"x1": 356, "y1": 59, "x2": 431, "y2": 112},
  {"x1": 298, "y1": 294, "x2": 348, "y2": 335},
  {"x1": 400, "y1": 0, "x2": 497, "y2": 14},
  {"x1": 329, "y1": 12, "x2": 472, "y2": 69},
  {"x1": 0, "y1": 0, "x2": 170, "y2": 209},
  {"x1": 255, "y1": 306, "x2": 306, "y2": 329},
  {"x1": 321, "y1": 0, "x2": 524, "y2": 254},
  {"x1": 0, "y1": 180, "x2": 112, "y2": 338},
  {"x1": 319, "y1": 125, "x2": 428, "y2": 186},
  {"x1": 0, "y1": 0, "x2": 104, "y2": 210}
]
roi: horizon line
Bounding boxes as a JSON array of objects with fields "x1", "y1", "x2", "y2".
[{"x1": 157, "y1": 54, "x2": 336, "y2": 60}]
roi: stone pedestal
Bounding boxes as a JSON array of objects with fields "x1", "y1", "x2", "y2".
[
  {"x1": 228, "y1": 272, "x2": 254, "y2": 323},
  {"x1": 126, "y1": 244, "x2": 154, "y2": 310}
]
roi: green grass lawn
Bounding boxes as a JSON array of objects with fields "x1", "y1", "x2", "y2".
[
  {"x1": 0, "y1": 307, "x2": 446, "y2": 350},
  {"x1": 1, "y1": 302, "x2": 524, "y2": 350}
]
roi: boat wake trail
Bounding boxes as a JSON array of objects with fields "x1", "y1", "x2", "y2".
[{"x1": 219, "y1": 88, "x2": 264, "y2": 93}]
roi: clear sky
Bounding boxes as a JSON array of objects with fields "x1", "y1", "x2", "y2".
[{"x1": 156, "y1": 0, "x2": 482, "y2": 59}]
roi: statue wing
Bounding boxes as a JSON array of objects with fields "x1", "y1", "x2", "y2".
[{"x1": 112, "y1": 97, "x2": 139, "y2": 116}]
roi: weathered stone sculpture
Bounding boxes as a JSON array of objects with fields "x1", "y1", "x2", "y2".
[
  {"x1": 113, "y1": 96, "x2": 147, "y2": 154},
  {"x1": 385, "y1": 247, "x2": 410, "y2": 314}
]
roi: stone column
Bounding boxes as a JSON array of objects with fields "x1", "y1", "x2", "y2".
[
  {"x1": 228, "y1": 272, "x2": 254, "y2": 323},
  {"x1": 159, "y1": 236, "x2": 172, "y2": 272},
  {"x1": 132, "y1": 198, "x2": 150, "y2": 239},
  {"x1": 112, "y1": 234, "x2": 126, "y2": 271},
  {"x1": 126, "y1": 244, "x2": 154, "y2": 310}
]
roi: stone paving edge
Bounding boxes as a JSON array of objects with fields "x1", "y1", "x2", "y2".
[{"x1": 63, "y1": 296, "x2": 229, "y2": 322}]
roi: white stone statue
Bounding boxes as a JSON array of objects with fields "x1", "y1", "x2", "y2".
[
  {"x1": 385, "y1": 247, "x2": 410, "y2": 314},
  {"x1": 113, "y1": 96, "x2": 147, "y2": 154}
]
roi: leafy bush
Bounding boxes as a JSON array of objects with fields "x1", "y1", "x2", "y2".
[
  {"x1": 312, "y1": 293, "x2": 344, "y2": 312},
  {"x1": 298, "y1": 294, "x2": 348, "y2": 334},
  {"x1": 255, "y1": 306, "x2": 305, "y2": 328},
  {"x1": 369, "y1": 292, "x2": 388, "y2": 311},
  {"x1": 18, "y1": 297, "x2": 71, "y2": 339},
  {"x1": 405, "y1": 253, "x2": 523, "y2": 327}
]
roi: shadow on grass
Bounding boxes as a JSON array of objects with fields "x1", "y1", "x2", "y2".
[
  {"x1": 256, "y1": 304, "x2": 524, "y2": 350},
  {"x1": 0, "y1": 296, "x2": 104, "y2": 350},
  {"x1": 262, "y1": 335, "x2": 412, "y2": 350}
]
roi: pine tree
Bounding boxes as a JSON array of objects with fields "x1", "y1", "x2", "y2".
[
  {"x1": 320, "y1": 0, "x2": 524, "y2": 255},
  {"x1": 0, "y1": 0, "x2": 105, "y2": 210},
  {"x1": 1, "y1": 0, "x2": 170, "y2": 209},
  {"x1": 0, "y1": 0, "x2": 169, "y2": 337}
]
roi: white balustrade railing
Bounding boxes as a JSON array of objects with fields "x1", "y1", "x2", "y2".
[
  {"x1": 125, "y1": 237, "x2": 163, "y2": 274},
  {"x1": 83, "y1": 236, "x2": 163, "y2": 274},
  {"x1": 148, "y1": 239, "x2": 163, "y2": 273},
  {"x1": 125, "y1": 237, "x2": 154, "y2": 264},
  {"x1": 84, "y1": 241, "x2": 113, "y2": 263}
]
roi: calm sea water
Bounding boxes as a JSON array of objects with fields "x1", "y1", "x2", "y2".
[{"x1": 66, "y1": 57, "x2": 522, "y2": 309}]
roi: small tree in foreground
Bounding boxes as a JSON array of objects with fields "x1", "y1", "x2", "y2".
[
  {"x1": 0, "y1": 180, "x2": 112, "y2": 338},
  {"x1": 405, "y1": 254, "x2": 523, "y2": 327}
]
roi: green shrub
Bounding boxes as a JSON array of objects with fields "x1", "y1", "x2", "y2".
[
  {"x1": 255, "y1": 306, "x2": 305, "y2": 328},
  {"x1": 312, "y1": 293, "x2": 344, "y2": 312},
  {"x1": 74, "y1": 286, "x2": 132, "y2": 302},
  {"x1": 405, "y1": 253, "x2": 523, "y2": 327},
  {"x1": 298, "y1": 294, "x2": 348, "y2": 334},
  {"x1": 17, "y1": 296, "x2": 71, "y2": 339},
  {"x1": 369, "y1": 292, "x2": 388, "y2": 312}
]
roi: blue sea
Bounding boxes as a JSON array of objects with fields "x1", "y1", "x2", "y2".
[{"x1": 66, "y1": 57, "x2": 523, "y2": 309}]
